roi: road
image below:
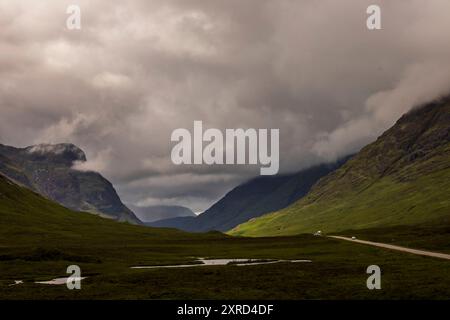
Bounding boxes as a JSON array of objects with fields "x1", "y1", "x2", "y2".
[{"x1": 329, "y1": 236, "x2": 450, "y2": 260}]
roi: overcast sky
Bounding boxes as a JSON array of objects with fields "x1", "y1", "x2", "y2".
[{"x1": 1, "y1": 0, "x2": 450, "y2": 212}]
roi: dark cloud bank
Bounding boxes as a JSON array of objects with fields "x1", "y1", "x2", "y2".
[{"x1": 1, "y1": 0, "x2": 450, "y2": 212}]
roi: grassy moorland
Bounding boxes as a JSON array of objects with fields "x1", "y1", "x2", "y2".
[
  {"x1": 2, "y1": 235, "x2": 450, "y2": 300},
  {"x1": 1, "y1": 174, "x2": 450, "y2": 300}
]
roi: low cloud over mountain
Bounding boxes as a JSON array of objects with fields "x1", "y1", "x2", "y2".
[{"x1": 1, "y1": 0, "x2": 450, "y2": 211}]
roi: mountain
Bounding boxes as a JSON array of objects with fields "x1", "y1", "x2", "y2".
[
  {"x1": 128, "y1": 205, "x2": 196, "y2": 223},
  {"x1": 148, "y1": 157, "x2": 351, "y2": 232},
  {"x1": 0, "y1": 143, "x2": 140, "y2": 224},
  {"x1": 148, "y1": 215, "x2": 198, "y2": 230},
  {"x1": 231, "y1": 96, "x2": 450, "y2": 236}
]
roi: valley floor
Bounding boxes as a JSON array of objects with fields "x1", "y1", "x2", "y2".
[{"x1": 1, "y1": 233, "x2": 449, "y2": 300}]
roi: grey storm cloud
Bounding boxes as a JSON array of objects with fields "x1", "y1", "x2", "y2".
[{"x1": 1, "y1": 0, "x2": 450, "y2": 212}]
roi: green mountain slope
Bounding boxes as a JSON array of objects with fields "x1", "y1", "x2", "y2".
[
  {"x1": 0, "y1": 173, "x2": 212, "y2": 246},
  {"x1": 231, "y1": 96, "x2": 450, "y2": 237},
  {"x1": 0, "y1": 143, "x2": 140, "y2": 224}
]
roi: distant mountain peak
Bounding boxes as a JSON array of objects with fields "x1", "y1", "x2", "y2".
[
  {"x1": 148, "y1": 156, "x2": 352, "y2": 232},
  {"x1": 129, "y1": 204, "x2": 196, "y2": 223}
]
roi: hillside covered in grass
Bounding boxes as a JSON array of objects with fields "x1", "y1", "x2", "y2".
[
  {"x1": 0, "y1": 173, "x2": 220, "y2": 247},
  {"x1": 231, "y1": 97, "x2": 450, "y2": 237}
]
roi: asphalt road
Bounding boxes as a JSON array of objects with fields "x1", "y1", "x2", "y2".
[{"x1": 329, "y1": 236, "x2": 450, "y2": 260}]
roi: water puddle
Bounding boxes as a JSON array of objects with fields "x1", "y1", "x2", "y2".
[
  {"x1": 131, "y1": 258, "x2": 311, "y2": 269},
  {"x1": 35, "y1": 277, "x2": 86, "y2": 285},
  {"x1": 8, "y1": 280, "x2": 23, "y2": 286},
  {"x1": 12, "y1": 259, "x2": 310, "y2": 286}
]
